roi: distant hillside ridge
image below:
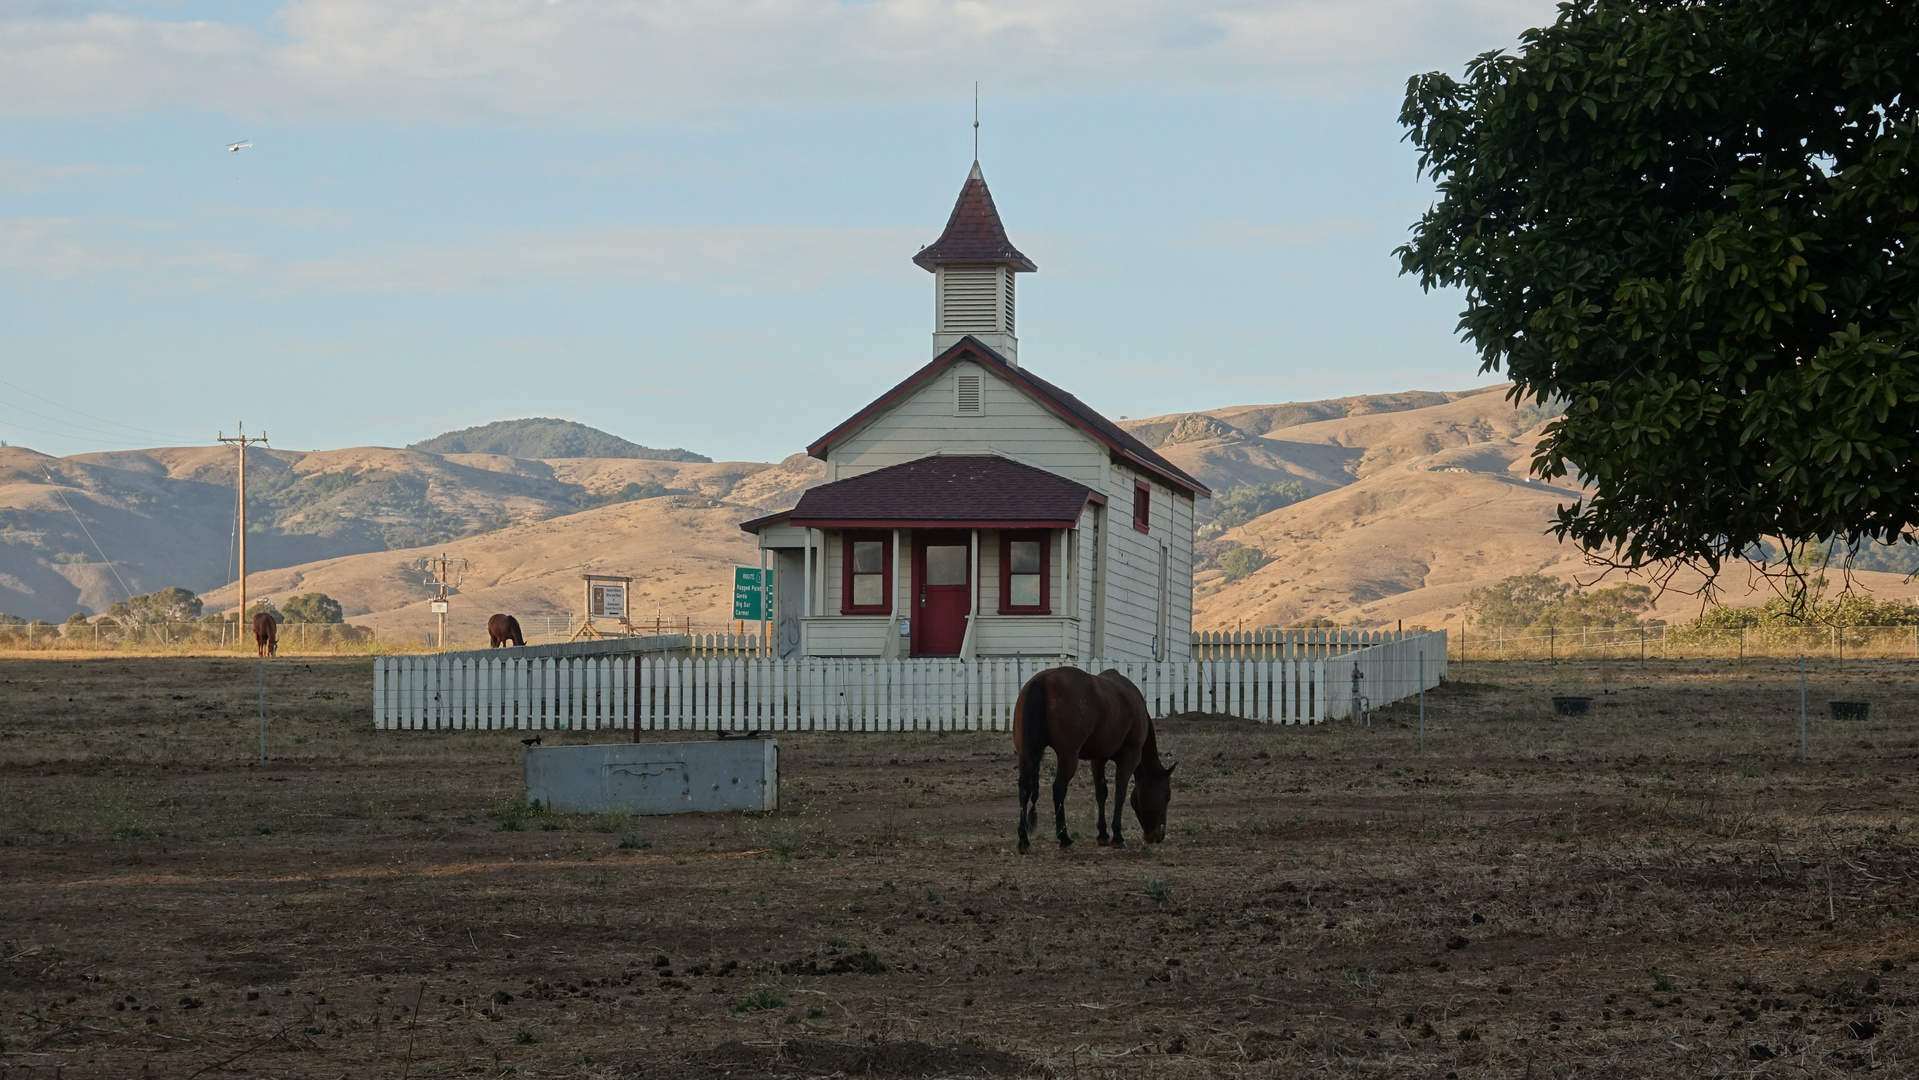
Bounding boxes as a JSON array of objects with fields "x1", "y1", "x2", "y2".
[
  {"x1": 409, "y1": 419, "x2": 710, "y2": 462},
  {"x1": 1122, "y1": 387, "x2": 1507, "y2": 448}
]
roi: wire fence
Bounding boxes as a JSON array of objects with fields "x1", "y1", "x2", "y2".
[
  {"x1": 0, "y1": 620, "x2": 384, "y2": 654},
  {"x1": 1453, "y1": 623, "x2": 1919, "y2": 662},
  {"x1": 0, "y1": 615, "x2": 772, "y2": 655}
]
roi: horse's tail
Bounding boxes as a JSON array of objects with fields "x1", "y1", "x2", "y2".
[
  {"x1": 1015, "y1": 675, "x2": 1049, "y2": 852},
  {"x1": 1022, "y1": 676, "x2": 1049, "y2": 766}
]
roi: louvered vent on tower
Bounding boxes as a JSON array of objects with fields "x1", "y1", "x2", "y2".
[
  {"x1": 940, "y1": 264, "x2": 1002, "y2": 333},
  {"x1": 1003, "y1": 267, "x2": 1015, "y2": 334},
  {"x1": 955, "y1": 373, "x2": 982, "y2": 415}
]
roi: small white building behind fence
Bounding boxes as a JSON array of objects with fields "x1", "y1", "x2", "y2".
[{"x1": 372, "y1": 630, "x2": 1446, "y2": 733}]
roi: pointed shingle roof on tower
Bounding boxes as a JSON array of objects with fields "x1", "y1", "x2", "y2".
[{"x1": 911, "y1": 162, "x2": 1037, "y2": 272}]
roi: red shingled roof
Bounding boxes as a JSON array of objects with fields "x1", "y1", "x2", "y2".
[
  {"x1": 912, "y1": 163, "x2": 1037, "y2": 273},
  {"x1": 740, "y1": 456, "x2": 1103, "y2": 533},
  {"x1": 804, "y1": 337, "x2": 1211, "y2": 498}
]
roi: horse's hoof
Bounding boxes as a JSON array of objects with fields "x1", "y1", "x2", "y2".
[
  {"x1": 1111, "y1": 837, "x2": 1127, "y2": 849},
  {"x1": 1017, "y1": 839, "x2": 1030, "y2": 855},
  {"x1": 1096, "y1": 835, "x2": 1110, "y2": 847},
  {"x1": 1058, "y1": 835, "x2": 1073, "y2": 849}
]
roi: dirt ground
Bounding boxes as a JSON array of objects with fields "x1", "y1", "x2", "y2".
[{"x1": 1, "y1": 654, "x2": 1916, "y2": 1079}]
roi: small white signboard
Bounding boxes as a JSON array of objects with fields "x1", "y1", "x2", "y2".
[{"x1": 590, "y1": 584, "x2": 626, "y2": 619}]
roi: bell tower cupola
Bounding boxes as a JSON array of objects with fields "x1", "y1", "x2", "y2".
[{"x1": 913, "y1": 162, "x2": 1036, "y2": 365}]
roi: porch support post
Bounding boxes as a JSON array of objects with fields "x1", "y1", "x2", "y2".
[
  {"x1": 959, "y1": 528, "x2": 980, "y2": 660},
  {"x1": 883, "y1": 528, "x2": 903, "y2": 659},
  {"x1": 803, "y1": 528, "x2": 815, "y2": 621}
]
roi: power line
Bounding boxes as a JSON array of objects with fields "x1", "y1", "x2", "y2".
[
  {"x1": 0, "y1": 415, "x2": 165, "y2": 449},
  {"x1": 0, "y1": 399, "x2": 184, "y2": 446},
  {"x1": 42, "y1": 468, "x2": 136, "y2": 604},
  {"x1": 0, "y1": 375, "x2": 198, "y2": 442}
]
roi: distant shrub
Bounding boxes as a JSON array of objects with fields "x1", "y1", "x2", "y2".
[
  {"x1": 108, "y1": 587, "x2": 202, "y2": 625},
  {"x1": 281, "y1": 593, "x2": 344, "y2": 624},
  {"x1": 1204, "y1": 481, "x2": 1313, "y2": 535},
  {"x1": 1466, "y1": 573, "x2": 1653, "y2": 632},
  {"x1": 1221, "y1": 547, "x2": 1268, "y2": 583},
  {"x1": 1684, "y1": 577, "x2": 1919, "y2": 630}
]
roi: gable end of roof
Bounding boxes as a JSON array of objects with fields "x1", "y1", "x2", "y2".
[{"x1": 806, "y1": 337, "x2": 1210, "y2": 498}]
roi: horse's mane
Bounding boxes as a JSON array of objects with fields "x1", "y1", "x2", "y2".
[{"x1": 1141, "y1": 718, "x2": 1165, "y2": 771}]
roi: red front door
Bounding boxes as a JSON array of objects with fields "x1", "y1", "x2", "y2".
[{"x1": 912, "y1": 531, "x2": 970, "y2": 657}]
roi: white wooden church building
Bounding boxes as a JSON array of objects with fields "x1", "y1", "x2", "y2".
[{"x1": 743, "y1": 163, "x2": 1210, "y2": 662}]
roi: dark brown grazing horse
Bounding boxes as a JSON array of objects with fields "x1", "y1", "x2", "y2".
[
  {"x1": 1013, "y1": 667, "x2": 1174, "y2": 854},
  {"x1": 252, "y1": 612, "x2": 277, "y2": 657},
  {"x1": 488, "y1": 613, "x2": 525, "y2": 648}
]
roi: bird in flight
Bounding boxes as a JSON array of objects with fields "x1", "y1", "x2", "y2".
[{"x1": 227, "y1": 140, "x2": 252, "y2": 153}]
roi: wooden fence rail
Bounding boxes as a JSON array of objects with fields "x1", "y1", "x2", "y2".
[{"x1": 372, "y1": 632, "x2": 1447, "y2": 732}]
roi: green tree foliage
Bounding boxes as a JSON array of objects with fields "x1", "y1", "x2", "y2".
[
  {"x1": 1689, "y1": 577, "x2": 1919, "y2": 627},
  {"x1": 569, "y1": 480, "x2": 670, "y2": 512},
  {"x1": 0, "y1": 612, "x2": 24, "y2": 626},
  {"x1": 107, "y1": 587, "x2": 203, "y2": 625},
  {"x1": 1204, "y1": 480, "x2": 1313, "y2": 535},
  {"x1": 1466, "y1": 573, "x2": 1655, "y2": 631},
  {"x1": 1221, "y1": 546, "x2": 1269, "y2": 583},
  {"x1": 281, "y1": 593, "x2": 345, "y2": 624},
  {"x1": 247, "y1": 599, "x2": 282, "y2": 621},
  {"x1": 1399, "y1": 1, "x2": 1919, "y2": 578}
]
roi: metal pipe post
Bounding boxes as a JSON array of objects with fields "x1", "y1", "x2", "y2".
[{"x1": 1417, "y1": 650, "x2": 1425, "y2": 758}]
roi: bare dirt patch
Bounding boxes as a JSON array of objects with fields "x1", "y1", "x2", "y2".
[{"x1": 1, "y1": 654, "x2": 1916, "y2": 1078}]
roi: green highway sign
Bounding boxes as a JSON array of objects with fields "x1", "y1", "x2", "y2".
[{"x1": 732, "y1": 567, "x2": 764, "y2": 621}]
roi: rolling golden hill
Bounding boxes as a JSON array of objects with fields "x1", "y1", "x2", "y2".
[{"x1": 8, "y1": 389, "x2": 1911, "y2": 636}]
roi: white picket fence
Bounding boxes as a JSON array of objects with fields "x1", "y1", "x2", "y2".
[
  {"x1": 1190, "y1": 628, "x2": 1424, "y2": 660},
  {"x1": 373, "y1": 631, "x2": 1445, "y2": 732}
]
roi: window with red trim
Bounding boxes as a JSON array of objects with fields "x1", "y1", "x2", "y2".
[
  {"x1": 1132, "y1": 482, "x2": 1152, "y2": 533},
  {"x1": 840, "y1": 531, "x2": 892, "y2": 615},
  {"x1": 998, "y1": 530, "x2": 1050, "y2": 615}
]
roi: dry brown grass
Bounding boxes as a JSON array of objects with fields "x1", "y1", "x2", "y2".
[{"x1": 1, "y1": 655, "x2": 1915, "y2": 1078}]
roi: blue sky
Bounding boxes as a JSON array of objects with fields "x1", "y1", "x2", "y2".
[{"x1": 0, "y1": 0, "x2": 1557, "y2": 462}]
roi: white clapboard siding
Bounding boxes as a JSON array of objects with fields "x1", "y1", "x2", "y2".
[{"x1": 371, "y1": 632, "x2": 1445, "y2": 732}]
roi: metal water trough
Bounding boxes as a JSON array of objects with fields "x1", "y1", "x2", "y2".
[
  {"x1": 1829, "y1": 701, "x2": 1871, "y2": 722},
  {"x1": 1552, "y1": 696, "x2": 1594, "y2": 716},
  {"x1": 524, "y1": 739, "x2": 779, "y2": 815}
]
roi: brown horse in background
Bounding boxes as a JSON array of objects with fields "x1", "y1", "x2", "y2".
[
  {"x1": 252, "y1": 612, "x2": 277, "y2": 657},
  {"x1": 488, "y1": 614, "x2": 525, "y2": 648},
  {"x1": 1013, "y1": 667, "x2": 1174, "y2": 854}
]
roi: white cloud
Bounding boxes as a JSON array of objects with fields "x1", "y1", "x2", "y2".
[
  {"x1": 0, "y1": 215, "x2": 926, "y2": 293},
  {"x1": 0, "y1": 1, "x2": 1558, "y2": 122},
  {"x1": 0, "y1": 155, "x2": 140, "y2": 192}
]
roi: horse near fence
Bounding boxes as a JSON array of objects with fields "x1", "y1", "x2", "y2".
[
  {"x1": 1014, "y1": 667, "x2": 1172, "y2": 854},
  {"x1": 488, "y1": 614, "x2": 525, "y2": 648},
  {"x1": 252, "y1": 613, "x2": 277, "y2": 657}
]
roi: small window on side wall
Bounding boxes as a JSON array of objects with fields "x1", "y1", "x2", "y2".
[
  {"x1": 999, "y1": 531, "x2": 1050, "y2": 615},
  {"x1": 1132, "y1": 482, "x2": 1152, "y2": 534},
  {"x1": 841, "y1": 532, "x2": 892, "y2": 615}
]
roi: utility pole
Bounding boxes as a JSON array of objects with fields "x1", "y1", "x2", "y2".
[
  {"x1": 420, "y1": 552, "x2": 467, "y2": 651},
  {"x1": 218, "y1": 423, "x2": 270, "y2": 630}
]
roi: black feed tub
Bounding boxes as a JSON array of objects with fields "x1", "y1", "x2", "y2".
[
  {"x1": 1552, "y1": 696, "x2": 1594, "y2": 716},
  {"x1": 1829, "y1": 700, "x2": 1871, "y2": 722}
]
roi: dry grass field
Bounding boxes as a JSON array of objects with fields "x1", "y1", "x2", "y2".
[{"x1": 2, "y1": 654, "x2": 1916, "y2": 1079}]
